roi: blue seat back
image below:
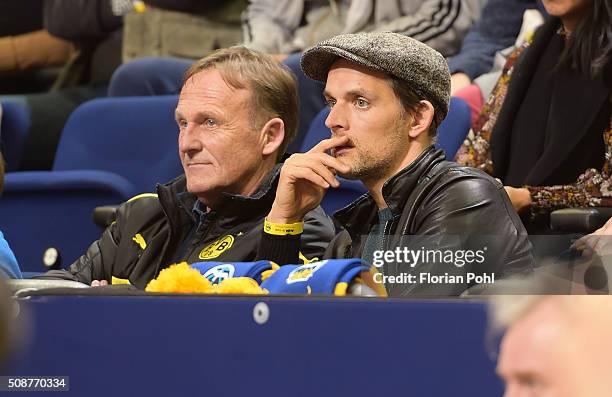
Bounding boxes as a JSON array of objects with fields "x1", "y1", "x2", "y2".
[
  {"x1": 53, "y1": 96, "x2": 183, "y2": 194},
  {"x1": 322, "y1": 178, "x2": 366, "y2": 215},
  {"x1": 436, "y1": 97, "x2": 471, "y2": 159},
  {"x1": 0, "y1": 100, "x2": 31, "y2": 171},
  {"x1": 0, "y1": 170, "x2": 132, "y2": 272},
  {"x1": 299, "y1": 108, "x2": 330, "y2": 153}
]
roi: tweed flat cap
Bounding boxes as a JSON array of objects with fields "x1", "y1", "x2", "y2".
[{"x1": 301, "y1": 32, "x2": 451, "y2": 126}]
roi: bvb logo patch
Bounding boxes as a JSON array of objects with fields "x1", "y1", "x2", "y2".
[
  {"x1": 286, "y1": 262, "x2": 325, "y2": 284},
  {"x1": 198, "y1": 235, "x2": 235, "y2": 260},
  {"x1": 203, "y1": 264, "x2": 235, "y2": 285}
]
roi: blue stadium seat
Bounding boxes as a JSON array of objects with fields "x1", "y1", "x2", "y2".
[
  {"x1": 0, "y1": 100, "x2": 31, "y2": 171},
  {"x1": 436, "y1": 97, "x2": 471, "y2": 159},
  {"x1": 298, "y1": 107, "x2": 331, "y2": 153},
  {"x1": 0, "y1": 96, "x2": 182, "y2": 272},
  {"x1": 321, "y1": 178, "x2": 366, "y2": 214},
  {"x1": 52, "y1": 96, "x2": 182, "y2": 194}
]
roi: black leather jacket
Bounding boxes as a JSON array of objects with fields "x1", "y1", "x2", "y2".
[{"x1": 260, "y1": 146, "x2": 534, "y2": 296}]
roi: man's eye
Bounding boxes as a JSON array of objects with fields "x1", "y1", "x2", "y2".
[
  {"x1": 178, "y1": 120, "x2": 188, "y2": 129},
  {"x1": 204, "y1": 118, "x2": 217, "y2": 127},
  {"x1": 326, "y1": 99, "x2": 336, "y2": 108},
  {"x1": 355, "y1": 98, "x2": 369, "y2": 108}
]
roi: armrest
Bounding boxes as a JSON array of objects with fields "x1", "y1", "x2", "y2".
[
  {"x1": 93, "y1": 205, "x2": 119, "y2": 228},
  {"x1": 0, "y1": 171, "x2": 136, "y2": 272},
  {"x1": 8, "y1": 279, "x2": 89, "y2": 298},
  {"x1": 550, "y1": 207, "x2": 612, "y2": 233}
]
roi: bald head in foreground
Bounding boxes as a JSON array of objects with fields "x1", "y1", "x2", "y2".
[{"x1": 493, "y1": 296, "x2": 612, "y2": 397}]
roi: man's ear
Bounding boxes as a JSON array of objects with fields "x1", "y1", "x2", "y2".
[
  {"x1": 260, "y1": 117, "x2": 285, "y2": 156},
  {"x1": 407, "y1": 100, "x2": 435, "y2": 139}
]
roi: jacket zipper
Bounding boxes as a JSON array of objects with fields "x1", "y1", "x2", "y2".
[
  {"x1": 185, "y1": 215, "x2": 218, "y2": 261},
  {"x1": 380, "y1": 216, "x2": 398, "y2": 277}
]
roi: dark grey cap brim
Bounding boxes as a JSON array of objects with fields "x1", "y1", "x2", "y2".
[{"x1": 301, "y1": 45, "x2": 387, "y2": 82}]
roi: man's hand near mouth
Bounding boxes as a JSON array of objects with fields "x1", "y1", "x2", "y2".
[{"x1": 267, "y1": 135, "x2": 352, "y2": 224}]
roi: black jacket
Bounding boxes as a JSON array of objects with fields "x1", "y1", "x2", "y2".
[
  {"x1": 259, "y1": 146, "x2": 534, "y2": 296},
  {"x1": 40, "y1": 166, "x2": 335, "y2": 289}
]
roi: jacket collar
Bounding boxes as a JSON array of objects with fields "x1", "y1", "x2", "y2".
[
  {"x1": 334, "y1": 145, "x2": 445, "y2": 237},
  {"x1": 490, "y1": 17, "x2": 560, "y2": 180},
  {"x1": 156, "y1": 164, "x2": 282, "y2": 228},
  {"x1": 491, "y1": 17, "x2": 612, "y2": 185}
]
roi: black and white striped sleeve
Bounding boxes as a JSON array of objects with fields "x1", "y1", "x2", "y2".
[{"x1": 375, "y1": 0, "x2": 482, "y2": 57}]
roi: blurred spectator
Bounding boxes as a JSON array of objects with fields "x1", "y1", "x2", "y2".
[
  {"x1": 0, "y1": 0, "x2": 75, "y2": 94},
  {"x1": 455, "y1": 0, "x2": 612, "y2": 234},
  {"x1": 0, "y1": 0, "x2": 43, "y2": 37},
  {"x1": 572, "y1": 217, "x2": 612, "y2": 260},
  {"x1": 449, "y1": 1, "x2": 549, "y2": 122},
  {"x1": 122, "y1": 0, "x2": 246, "y2": 62},
  {"x1": 110, "y1": 0, "x2": 483, "y2": 152},
  {"x1": 0, "y1": 274, "x2": 14, "y2": 367},
  {"x1": 0, "y1": 31, "x2": 75, "y2": 79},
  {"x1": 0, "y1": 153, "x2": 21, "y2": 279},
  {"x1": 1, "y1": 0, "x2": 124, "y2": 171},
  {"x1": 109, "y1": 0, "x2": 246, "y2": 115},
  {"x1": 449, "y1": 0, "x2": 546, "y2": 94},
  {"x1": 43, "y1": 0, "x2": 123, "y2": 89},
  {"x1": 493, "y1": 296, "x2": 612, "y2": 396},
  {"x1": 0, "y1": 233, "x2": 20, "y2": 280},
  {"x1": 243, "y1": 0, "x2": 482, "y2": 58}
]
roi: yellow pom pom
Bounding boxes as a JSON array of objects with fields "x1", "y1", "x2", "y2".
[
  {"x1": 214, "y1": 277, "x2": 268, "y2": 295},
  {"x1": 260, "y1": 262, "x2": 280, "y2": 282},
  {"x1": 145, "y1": 262, "x2": 213, "y2": 293}
]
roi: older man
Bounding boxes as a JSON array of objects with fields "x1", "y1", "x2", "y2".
[
  {"x1": 258, "y1": 32, "x2": 533, "y2": 296},
  {"x1": 40, "y1": 47, "x2": 334, "y2": 289}
]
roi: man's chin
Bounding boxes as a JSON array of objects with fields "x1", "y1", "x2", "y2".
[
  {"x1": 338, "y1": 171, "x2": 359, "y2": 180},
  {"x1": 186, "y1": 182, "x2": 214, "y2": 196},
  {"x1": 333, "y1": 156, "x2": 354, "y2": 178}
]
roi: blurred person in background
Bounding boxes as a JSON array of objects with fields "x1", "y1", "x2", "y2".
[
  {"x1": 1, "y1": 0, "x2": 124, "y2": 171},
  {"x1": 121, "y1": 0, "x2": 246, "y2": 63},
  {"x1": 109, "y1": 0, "x2": 484, "y2": 152},
  {"x1": 448, "y1": 0, "x2": 547, "y2": 120},
  {"x1": 493, "y1": 295, "x2": 612, "y2": 396},
  {"x1": 456, "y1": 0, "x2": 612, "y2": 234},
  {"x1": 107, "y1": 0, "x2": 247, "y2": 96},
  {"x1": 0, "y1": 0, "x2": 75, "y2": 94},
  {"x1": 449, "y1": 0, "x2": 546, "y2": 95},
  {"x1": 0, "y1": 152, "x2": 21, "y2": 279}
]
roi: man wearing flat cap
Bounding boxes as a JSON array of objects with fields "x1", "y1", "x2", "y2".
[{"x1": 258, "y1": 32, "x2": 534, "y2": 296}]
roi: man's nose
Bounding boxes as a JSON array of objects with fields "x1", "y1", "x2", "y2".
[
  {"x1": 324, "y1": 103, "x2": 348, "y2": 134},
  {"x1": 178, "y1": 123, "x2": 203, "y2": 155}
]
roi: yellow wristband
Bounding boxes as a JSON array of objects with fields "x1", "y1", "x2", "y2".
[{"x1": 264, "y1": 218, "x2": 304, "y2": 236}]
